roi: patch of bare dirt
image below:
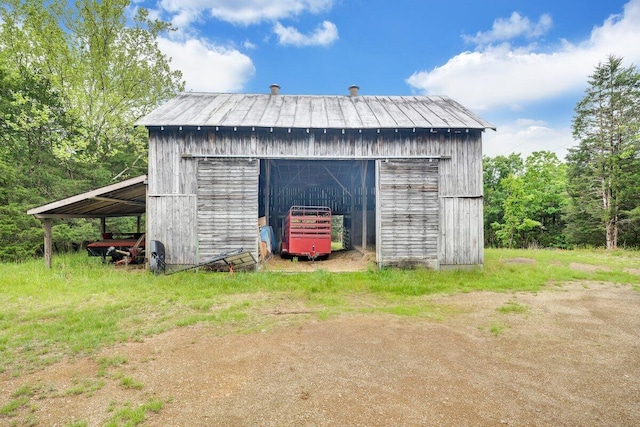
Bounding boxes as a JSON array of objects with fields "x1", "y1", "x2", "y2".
[
  {"x1": 1, "y1": 283, "x2": 639, "y2": 426},
  {"x1": 261, "y1": 249, "x2": 376, "y2": 272},
  {"x1": 569, "y1": 262, "x2": 612, "y2": 273}
]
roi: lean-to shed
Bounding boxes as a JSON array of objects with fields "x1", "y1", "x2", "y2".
[{"x1": 136, "y1": 86, "x2": 495, "y2": 270}]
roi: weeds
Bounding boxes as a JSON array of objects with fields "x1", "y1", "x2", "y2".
[
  {"x1": 0, "y1": 396, "x2": 29, "y2": 416},
  {"x1": 104, "y1": 399, "x2": 164, "y2": 427},
  {"x1": 97, "y1": 355, "x2": 128, "y2": 377},
  {"x1": 65, "y1": 378, "x2": 105, "y2": 397},
  {"x1": 489, "y1": 323, "x2": 506, "y2": 336},
  {"x1": 496, "y1": 302, "x2": 528, "y2": 314},
  {"x1": 119, "y1": 377, "x2": 144, "y2": 390}
]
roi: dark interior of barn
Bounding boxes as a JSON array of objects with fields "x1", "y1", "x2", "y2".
[{"x1": 258, "y1": 159, "x2": 376, "y2": 253}]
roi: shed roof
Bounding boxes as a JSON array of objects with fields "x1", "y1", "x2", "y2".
[
  {"x1": 27, "y1": 175, "x2": 147, "y2": 219},
  {"x1": 136, "y1": 93, "x2": 495, "y2": 130}
]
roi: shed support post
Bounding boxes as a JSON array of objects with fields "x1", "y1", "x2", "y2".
[
  {"x1": 137, "y1": 216, "x2": 141, "y2": 233},
  {"x1": 361, "y1": 160, "x2": 368, "y2": 250},
  {"x1": 43, "y1": 218, "x2": 52, "y2": 268},
  {"x1": 100, "y1": 218, "x2": 106, "y2": 234}
]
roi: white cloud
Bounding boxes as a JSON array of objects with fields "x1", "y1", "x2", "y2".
[
  {"x1": 158, "y1": 0, "x2": 334, "y2": 26},
  {"x1": 273, "y1": 20, "x2": 338, "y2": 46},
  {"x1": 464, "y1": 12, "x2": 553, "y2": 46},
  {"x1": 482, "y1": 119, "x2": 575, "y2": 159},
  {"x1": 407, "y1": 0, "x2": 640, "y2": 112},
  {"x1": 158, "y1": 37, "x2": 256, "y2": 92}
]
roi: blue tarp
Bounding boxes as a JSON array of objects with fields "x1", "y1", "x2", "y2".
[{"x1": 260, "y1": 226, "x2": 277, "y2": 253}]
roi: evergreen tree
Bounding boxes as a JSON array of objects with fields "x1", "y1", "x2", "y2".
[{"x1": 567, "y1": 55, "x2": 640, "y2": 249}]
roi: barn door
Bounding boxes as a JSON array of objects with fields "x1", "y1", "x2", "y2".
[
  {"x1": 197, "y1": 159, "x2": 259, "y2": 265},
  {"x1": 376, "y1": 159, "x2": 439, "y2": 268}
]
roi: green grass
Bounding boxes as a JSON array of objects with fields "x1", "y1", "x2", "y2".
[
  {"x1": 1, "y1": 248, "x2": 639, "y2": 375},
  {"x1": 496, "y1": 301, "x2": 528, "y2": 314},
  {"x1": 104, "y1": 399, "x2": 164, "y2": 427},
  {"x1": 0, "y1": 396, "x2": 29, "y2": 416},
  {"x1": 65, "y1": 377, "x2": 105, "y2": 396},
  {"x1": 489, "y1": 323, "x2": 506, "y2": 336},
  {"x1": 119, "y1": 376, "x2": 144, "y2": 390}
]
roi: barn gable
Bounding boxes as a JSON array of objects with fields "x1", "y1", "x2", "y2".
[{"x1": 137, "y1": 89, "x2": 494, "y2": 270}]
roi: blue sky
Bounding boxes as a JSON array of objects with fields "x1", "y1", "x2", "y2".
[{"x1": 133, "y1": 0, "x2": 640, "y2": 159}]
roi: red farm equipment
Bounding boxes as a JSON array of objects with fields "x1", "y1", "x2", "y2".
[{"x1": 281, "y1": 206, "x2": 332, "y2": 260}]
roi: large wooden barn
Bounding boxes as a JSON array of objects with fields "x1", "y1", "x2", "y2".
[{"x1": 136, "y1": 86, "x2": 494, "y2": 270}]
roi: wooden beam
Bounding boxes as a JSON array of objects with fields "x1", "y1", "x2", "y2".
[
  {"x1": 91, "y1": 196, "x2": 145, "y2": 206},
  {"x1": 322, "y1": 165, "x2": 352, "y2": 197},
  {"x1": 32, "y1": 213, "x2": 144, "y2": 219},
  {"x1": 43, "y1": 219, "x2": 52, "y2": 269},
  {"x1": 264, "y1": 159, "x2": 271, "y2": 226},
  {"x1": 361, "y1": 160, "x2": 368, "y2": 250}
]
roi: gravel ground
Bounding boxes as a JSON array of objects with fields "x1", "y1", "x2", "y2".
[{"x1": 1, "y1": 281, "x2": 639, "y2": 426}]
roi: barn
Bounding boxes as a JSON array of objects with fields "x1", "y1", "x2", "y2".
[{"x1": 136, "y1": 85, "x2": 495, "y2": 270}]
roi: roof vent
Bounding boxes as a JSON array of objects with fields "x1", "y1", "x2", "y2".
[
  {"x1": 348, "y1": 85, "x2": 359, "y2": 96},
  {"x1": 270, "y1": 84, "x2": 281, "y2": 95}
]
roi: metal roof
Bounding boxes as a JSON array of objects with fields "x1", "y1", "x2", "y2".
[
  {"x1": 136, "y1": 93, "x2": 496, "y2": 130},
  {"x1": 27, "y1": 175, "x2": 147, "y2": 219}
]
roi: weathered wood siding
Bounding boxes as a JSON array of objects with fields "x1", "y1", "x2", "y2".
[
  {"x1": 439, "y1": 197, "x2": 484, "y2": 266},
  {"x1": 146, "y1": 194, "x2": 197, "y2": 265},
  {"x1": 180, "y1": 128, "x2": 443, "y2": 159},
  {"x1": 438, "y1": 131, "x2": 484, "y2": 267},
  {"x1": 376, "y1": 159, "x2": 439, "y2": 268},
  {"x1": 147, "y1": 127, "x2": 485, "y2": 269},
  {"x1": 197, "y1": 159, "x2": 259, "y2": 263},
  {"x1": 147, "y1": 130, "x2": 198, "y2": 265},
  {"x1": 438, "y1": 131, "x2": 483, "y2": 197}
]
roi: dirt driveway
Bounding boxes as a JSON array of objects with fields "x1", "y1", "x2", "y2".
[{"x1": 1, "y1": 281, "x2": 639, "y2": 426}]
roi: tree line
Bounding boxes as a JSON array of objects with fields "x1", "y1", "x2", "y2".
[
  {"x1": 0, "y1": 1, "x2": 638, "y2": 261},
  {"x1": 0, "y1": 0, "x2": 183, "y2": 261},
  {"x1": 485, "y1": 56, "x2": 640, "y2": 249}
]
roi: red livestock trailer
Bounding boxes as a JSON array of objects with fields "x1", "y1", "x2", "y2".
[{"x1": 281, "y1": 206, "x2": 332, "y2": 260}]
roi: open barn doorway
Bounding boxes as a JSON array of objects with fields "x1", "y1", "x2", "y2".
[{"x1": 258, "y1": 159, "x2": 375, "y2": 260}]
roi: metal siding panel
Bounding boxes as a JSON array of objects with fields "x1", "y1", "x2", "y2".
[
  {"x1": 392, "y1": 98, "x2": 437, "y2": 128},
  {"x1": 243, "y1": 95, "x2": 272, "y2": 127},
  {"x1": 366, "y1": 96, "x2": 400, "y2": 128},
  {"x1": 377, "y1": 96, "x2": 415, "y2": 128},
  {"x1": 256, "y1": 95, "x2": 285, "y2": 127},
  {"x1": 292, "y1": 96, "x2": 312, "y2": 128},
  {"x1": 137, "y1": 93, "x2": 495, "y2": 130},
  {"x1": 337, "y1": 97, "x2": 363, "y2": 128},
  {"x1": 324, "y1": 97, "x2": 345, "y2": 128},
  {"x1": 309, "y1": 97, "x2": 329, "y2": 129},
  {"x1": 353, "y1": 97, "x2": 381, "y2": 128},
  {"x1": 275, "y1": 96, "x2": 298, "y2": 128},
  {"x1": 190, "y1": 93, "x2": 233, "y2": 124},
  {"x1": 220, "y1": 95, "x2": 259, "y2": 126}
]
